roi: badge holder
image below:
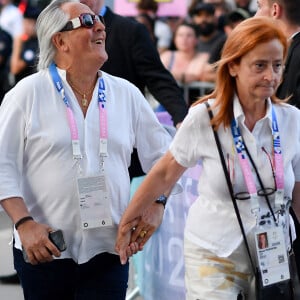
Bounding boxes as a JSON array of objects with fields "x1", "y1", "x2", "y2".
[
  {"x1": 77, "y1": 174, "x2": 113, "y2": 229},
  {"x1": 254, "y1": 226, "x2": 290, "y2": 287}
]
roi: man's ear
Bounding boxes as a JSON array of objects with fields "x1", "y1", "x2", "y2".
[
  {"x1": 272, "y1": 2, "x2": 283, "y2": 19},
  {"x1": 52, "y1": 32, "x2": 69, "y2": 52}
]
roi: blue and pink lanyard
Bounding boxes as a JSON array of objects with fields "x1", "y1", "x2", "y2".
[
  {"x1": 230, "y1": 106, "x2": 284, "y2": 215},
  {"x1": 49, "y1": 62, "x2": 108, "y2": 166}
]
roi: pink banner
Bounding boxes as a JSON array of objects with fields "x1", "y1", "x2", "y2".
[{"x1": 114, "y1": 0, "x2": 188, "y2": 17}]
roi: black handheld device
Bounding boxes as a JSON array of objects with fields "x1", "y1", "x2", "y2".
[{"x1": 23, "y1": 229, "x2": 67, "y2": 262}]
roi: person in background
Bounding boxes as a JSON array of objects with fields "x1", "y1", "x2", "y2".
[
  {"x1": 189, "y1": 2, "x2": 226, "y2": 62},
  {"x1": 164, "y1": 15, "x2": 185, "y2": 50},
  {"x1": 203, "y1": 0, "x2": 231, "y2": 19},
  {"x1": 187, "y1": 2, "x2": 228, "y2": 85},
  {"x1": 255, "y1": 0, "x2": 300, "y2": 282},
  {"x1": 187, "y1": 0, "x2": 202, "y2": 17},
  {"x1": 0, "y1": 26, "x2": 12, "y2": 104},
  {"x1": 200, "y1": 7, "x2": 251, "y2": 84},
  {"x1": 135, "y1": 0, "x2": 157, "y2": 44},
  {"x1": 0, "y1": 0, "x2": 23, "y2": 38},
  {"x1": 223, "y1": 7, "x2": 250, "y2": 35},
  {"x1": 116, "y1": 17, "x2": 300, "y2": 299},
  {"x1": 232, "y1": 0, "x2": 257, "y2": 15},
  {"x1": 160, "y1": 22, "x2": 209, "y2": 84},
  {"x1": 203, "y1": 0, "x2": 232, "y2": 32},
  {"x1": 80, "y1": 0, "x2": 188, "y2": 180},
  {"x1": 134, "y1": 0, "x2": 173, "y2": 54},
  {"x1": 160, "y1": 22, "x2": 211, "y2": 106},
  {"x1": 154, "y1": 15, "x2": 173, "y2": 54},
  {"x1": 0, "y1": 0, "x2": 172, "y2": 298},
  {"x1": 10, "y1": 5, "x2": 40, "y2": 84},
  {"x1": 207, "y1": 7, "x2": 250, "y2": 65}
]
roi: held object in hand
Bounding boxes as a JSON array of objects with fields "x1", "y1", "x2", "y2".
[
  {"x1": 48, "y1": 229, "x2": 67, "y2": 252},
  {"x1": 22, "y1": 229, "x2": 67, "y2": 263}
]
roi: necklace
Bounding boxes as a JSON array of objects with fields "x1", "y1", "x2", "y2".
[{"x1": 68, "y1": 79, "x2": 95, "y2": 107}]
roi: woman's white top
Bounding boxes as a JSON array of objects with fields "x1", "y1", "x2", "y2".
[
  {"x1": 0, "y1": 69, "x2": 171, "y2": 264},
  {"x1": 170, "y1": 97, "x2": 300, "y2": 257}
]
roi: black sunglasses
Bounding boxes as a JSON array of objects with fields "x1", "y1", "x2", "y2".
[{"x1": 60, "y1": 13, "x2": 105, "y2": 32}]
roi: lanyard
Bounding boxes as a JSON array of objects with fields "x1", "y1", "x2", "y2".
[
  {"x1": 231, "y1": 105, "x2": 284, "y2": 216},
  {"x1": 49, "y1": 62, "x2": 108, "y2": 169},
  {"x1": 271, "y1": 107, "x2": 284, "y2": 207}
]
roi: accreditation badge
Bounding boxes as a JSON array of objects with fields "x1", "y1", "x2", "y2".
[
  {"x1": 254, "y1": 226, "x2": 290, "y2": 286},
  {"x1": 77, "y1": 174, "x2": 113, "y2": 229}
]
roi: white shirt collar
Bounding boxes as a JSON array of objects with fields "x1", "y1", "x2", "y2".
[{"x1": 233, "y1": 95, "x2": 273, "y2": 127}]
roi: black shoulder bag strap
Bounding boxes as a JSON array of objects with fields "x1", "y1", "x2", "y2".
[{"x1": 205, "y1": 101, "x2": 256, "y2": 274}]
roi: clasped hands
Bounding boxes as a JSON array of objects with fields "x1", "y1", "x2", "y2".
[{"x1": 115, "y1": 202, "x2": 164, "y2": 265}]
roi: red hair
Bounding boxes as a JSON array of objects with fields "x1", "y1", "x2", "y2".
[{"x1": 193, "y1": 17, "x2": 288, "y2": 129}]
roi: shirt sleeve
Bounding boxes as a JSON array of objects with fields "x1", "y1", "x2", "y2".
[
  {"x1": 0, "y1": 88, "x2": 27, "y2": 200},
  {"x1": 170, "y1": 103, "x2": 210, "y2": 167}
]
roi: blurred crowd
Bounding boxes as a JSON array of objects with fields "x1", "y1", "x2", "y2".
[
  {"x1": 0, "y1": 0, "x2": 46, "y2": 103},
  {"x1": 133, "y1": 0, "x2": 256, "y2": 104},
  {"x1": 0, "y1": 0, "x2": 256, "y2": 106}
]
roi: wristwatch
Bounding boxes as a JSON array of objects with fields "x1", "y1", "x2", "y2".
[{"x1": 155, "y1": 194, "x2": 168, "y2": 208}]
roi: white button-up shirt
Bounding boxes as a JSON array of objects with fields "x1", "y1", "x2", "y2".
[
  {"x1": 170, "y1": 97, "x2": 300, "y2": 257},
  {"x1": 0, "y1": 69, "x2": 171, "y2": 264}
]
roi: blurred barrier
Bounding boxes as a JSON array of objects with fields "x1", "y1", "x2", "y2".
[{"x1": 181, "y1": 81, "x2": 215, "y2": 105}]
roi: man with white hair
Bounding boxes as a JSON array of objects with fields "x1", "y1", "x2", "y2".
[{"x1": 0, "y1": 0, "x2": 172, "y2": 298}]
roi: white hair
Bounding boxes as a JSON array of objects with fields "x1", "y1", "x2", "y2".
[{"x1": 36, "y1": 0, "x2": 79, "y2": 70}]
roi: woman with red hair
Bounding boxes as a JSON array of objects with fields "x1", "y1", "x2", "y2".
[{"x1": 116, "y1": 17, "x2": 300, "y2": 299}]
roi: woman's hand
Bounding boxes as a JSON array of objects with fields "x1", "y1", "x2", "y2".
[
  {"x1": 115, "y1": 202, "x2": 164, "y2": 264},
  {"x1": 130, "y1": 202, "x2": 164, "y2": 248}
]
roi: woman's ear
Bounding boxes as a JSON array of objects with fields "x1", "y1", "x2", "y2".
[
  {"x1": 52, "y1": 32, "x2": 69, "y2": 52},
  {"x1": 228, "y1": 61, "x2": 237, "y2": 77}
]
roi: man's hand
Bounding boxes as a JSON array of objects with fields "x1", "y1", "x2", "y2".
[{"x1": 18, "y1": 221, "x2": 61, "y2": 265}]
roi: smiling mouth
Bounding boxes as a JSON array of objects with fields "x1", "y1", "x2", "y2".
[{"x1": 95, "y1": 39, "x2": 103, "y2": 44}]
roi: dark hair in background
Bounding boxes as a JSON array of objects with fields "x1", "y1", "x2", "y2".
[{"x1": 136, "y1": 0, "x2": 158, "y2": 13}]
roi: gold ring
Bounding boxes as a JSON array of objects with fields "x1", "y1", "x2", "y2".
[{"x1": 139, "y1": 230, "x2": 147, "y2": 238}]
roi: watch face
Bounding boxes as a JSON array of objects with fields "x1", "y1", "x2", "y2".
[
  {"x1": 156, "y1": 195, "x2": 167, "y2": 206},
  {"x1": 157, "y1": 195, "x2": 167, "y2": 202}
]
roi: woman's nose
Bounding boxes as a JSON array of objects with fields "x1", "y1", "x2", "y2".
[{"x1": 263, "y1": 66, "x2": 275, "y2": 81}]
